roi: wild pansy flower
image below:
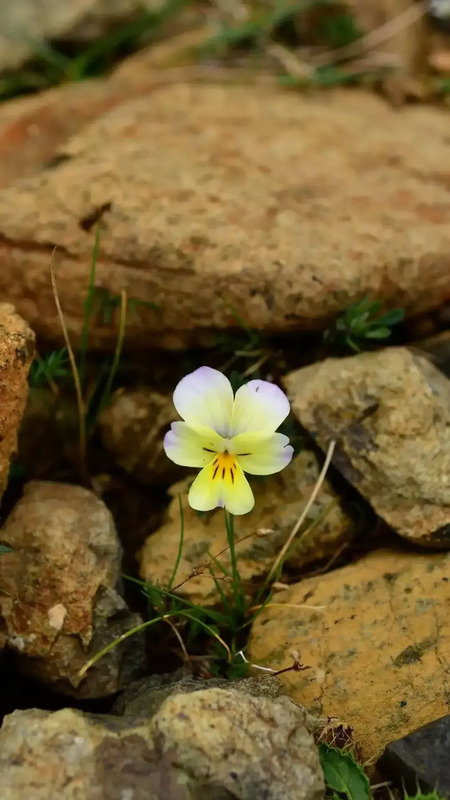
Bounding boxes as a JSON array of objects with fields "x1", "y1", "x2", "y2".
[{"x1": 164, "y1": 366, "x2": 294, "y2": 515}]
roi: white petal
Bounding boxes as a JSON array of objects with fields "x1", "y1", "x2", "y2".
[
  {"x1": 230, "y1": 380, "x2": 290, "y2": 435},
  {"x1": 164, "y1": 422, "x2": 225, "y2": 467},
  {"x1": 231, "y1": 432, "x2": 294, "y2": 475},
  {"x1": 173, "y1": 367, "x2": 234, "y2": 437},
  {"x1": 188, "y1": 459, "x2": 255, "y2": 515}
]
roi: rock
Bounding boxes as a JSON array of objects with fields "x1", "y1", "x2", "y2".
[
  {"x1": 414, "y1": 330, "x2": 450, "y2": 378},
  {"x1": 249, "y1": 548, "x2": 450, "y2": 761},
  {"x1": 0, "y1": 79, "x2": 144, "y2": 190},
  {"x1": 0, "y1": 87, "x2": 449, "y2": 349},
  {"x1": 139, "y1": 450, "x2": 354, "y2": 606},
  {"x1": 99, "y1": 387, "x2": 182, "y2": 485},
  {"x1": 378, "y1": 714, "x2": 450, "y2": 797},
  {"x1": 0, "y1": 303, "x2": 34, "y2": 500},
  {"x1": 0, "y1": 480, "x2": 145, "y2": 698},
  {"x1": 0, "y1": 676, "x2": 324, "y2": 800},
  {"x1": 284, "y1": 347, "x2": 450, "y2": 546},
  {"x1": 0, "y1": 0, "x2": 166, "y2": 73}
]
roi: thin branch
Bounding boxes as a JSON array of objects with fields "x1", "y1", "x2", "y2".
[{"x1": 314, "y1": 3, "x2": 425, "y2": 67}]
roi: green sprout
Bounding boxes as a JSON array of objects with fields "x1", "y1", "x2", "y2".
[
  {"x1": 29, "y1": 348, "x2": 70, "y2": 389},
  {"x1": 323, "y1": 297, "x2": 405, "y2": 353}
]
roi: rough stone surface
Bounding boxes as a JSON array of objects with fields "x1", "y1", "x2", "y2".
[
  {"x1": 99, "y1": 387, "x2": 182, "y2": 485},
  {"x1": 0, "y1": 79, "x2": 142, "y2": 189},
  {"x1": 0, "y1": 677, "x2": 324, "y2": 800},
  {"x1": 0, "y1": 303, "x2": 34, "y2": 500},
  {"x1": 0, "y1": 87, "x2": 449, "y2": 349},
  {"x1": 249, "y1": 548, "x2": 450, "y2": 761},
  {"x1": 139, "y1": 450, "x2": 355, "y2": 606},
  {"x1": 0, "y1": 0, "x2": 165, "y2": 72},
  {"x1": 0, "y1": 480, "x2": 145, "y2": 697},
  {"x1": 284, "y1": 347, "x2": 450, "y2": 546},
  {"x1": 378, "y1": 714, "x2": 450, "y2": 797}
]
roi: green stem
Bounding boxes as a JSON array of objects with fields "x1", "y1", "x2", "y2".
[
  {"x1": 167, "y1": 494, "x2": 185, "y2": 590},
  {"x1": 224, "y1": 510, "x2": 245, "y2": 615}
]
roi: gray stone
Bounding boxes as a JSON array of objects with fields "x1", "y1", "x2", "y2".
[
  {"x1": 284, "y1": 347, "x2": 450, "y2": 546},
  {"x1": 378, "y1": 715, "x2": 450, "y2": 797},
  {"x1": 0, "y1": 676, "x2": 324, "y2": 800}
]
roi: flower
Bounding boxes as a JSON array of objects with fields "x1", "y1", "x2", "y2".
[{"x1": 164, "y1": 366, "x2": 294, "y2": 515}]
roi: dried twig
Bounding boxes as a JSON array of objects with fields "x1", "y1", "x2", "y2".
[
  {"x1": 267, "y1": 440, "x2": 336, "y2": 584},
  {"x1": 50, "y1": 249, "x2": 86, "y2": 465}
]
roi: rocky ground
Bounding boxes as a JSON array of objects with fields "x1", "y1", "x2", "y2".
[{"x1": 0, "y1": 1, "x2": 450, "y2": 799}]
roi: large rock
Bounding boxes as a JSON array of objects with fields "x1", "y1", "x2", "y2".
[
  {"x1": 249, "y1": 548, "x2": 450, "y2": 762},
  {"x1": 0, "y1": 481, "x2": 145, "y2": 697},
  {"x1": 0, "y1": 303, "x2": 34, "y2": 500},
  {"x1": 0, "y1": 85, "x2": 449, "y2": 348},
  {"x1": 0, "y1": 0, "x2": 166, "y2": 72},
  {"x1": 0, "y1": 676, "x2": 324, "y2": 800},
  {"x1": 139, "y1": 451, "x2": 355, "y2": 606},
  {"x1": 284, "y1": 347, "x2": 450, "y2": 546}
]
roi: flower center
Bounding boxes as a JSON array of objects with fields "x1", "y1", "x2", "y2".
[{"x1": 211, "y1": 450, "x2": 237, "y2": 483}]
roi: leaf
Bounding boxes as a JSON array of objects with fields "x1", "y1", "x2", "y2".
[
  {"x1": 376, "y1": 308, "x2": 405, "y2": 326},
  {"x1": 364, "y1": 326, "x2": 391, "y2": 339},
  {"x1": 318, "y1": 743, "x2": 370, "y2": 800},
  {"x1": 0, "y1": 544, "x2": 13, "y2": 555}
]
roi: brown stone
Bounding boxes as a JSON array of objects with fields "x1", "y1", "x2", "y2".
[
  {"x1": 0, "y1": 677, "x2": 324, "y2": 800},
  {"x1": 284, "y1": 347, "x2": 450, "y2": 546},
  {"x1": 0, "y1": 303, "x2": 34, "y2": 499},
  {"x1": 249, "y1": 548, "x2": 450, "y2": 762},
  {"x1": 0, "y1": 86, "x2": 449, "y2": 349},
  {"x1": 139, "y1": 451, "x2": 354, "y2": 606},
  {"x1": 0, "y1": 480, "x2": 144, "y2": 697},
  {"x1": 99, "y1": 387, "x2": 182, "y2": 485}
]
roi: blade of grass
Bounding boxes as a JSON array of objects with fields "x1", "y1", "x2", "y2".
[
  {"x1": 167, "y1": 494, "x2": 185, "y2": 590},
  {"x1": 50, "y1": 250, "x2": 87, "y2": 465},
  {"x1": 79, "y1": 225, "x2": 101, "y2": 389},
  {"x1": 79, "y1": 613, "x2": 171, "y2": 678},
  {"x1": 97, "y1": 288, "x2": 127, "y2": 415},
  {"x1": 178, "y1": 611, "x2": 232, "y2": 662}
]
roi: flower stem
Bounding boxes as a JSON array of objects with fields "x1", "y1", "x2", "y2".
[{"x1": 224, "y1": 510, "x2": 245, "y2": 616}]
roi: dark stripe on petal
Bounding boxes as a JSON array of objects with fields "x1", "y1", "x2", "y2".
[
  {"x1": 222, "y1": 468, "x2": 225, "y2": 480},
  {"x1": 203, "y1": 447, "x2": 216, "y2": 452},
  {"x1": 213, "y1": 466, "x2": 219, "y2": 480},
  {"x1": 230, "y1": 468, "x2": 235, "y2": 484},
  {"x1": 236, "y1": 452, "x2": 251, "y2": 456}
]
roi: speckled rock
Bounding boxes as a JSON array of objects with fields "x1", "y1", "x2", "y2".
[
  {"x1": 0, "y1": 676, "x2": 324, "y2": 800},
  {"x1": 0, "y1": 481, "x2": 145, "y2": 698},
  {"x1": 0, "y1": 86, "x2": 449, "y2": 349},
  {"x1": 99, "y1": 387, "x2": 182, "y2": 485},
  {"x1": 139, "y1": 450, "x2": 355, "y2": 606},
  {"x1": 0, "y1": 0, "x2": 166, "y2": 72},
  {"x1": 0, "y1": 303, "x2": 34, "y2": 499},
  {"x1": 249, "y1": 548, "x2": 450, "y2": 762},
  {"x1": 284, "y1": 347, "x2": 450, "y2": 546}
]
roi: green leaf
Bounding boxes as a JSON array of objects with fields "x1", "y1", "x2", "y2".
[
  {"x1": 376, "y1": 308, "x2": 405, "y2": 326},
  {"x1": 364, "y1": 326, "x2": 391, "y2": 339},
  {"x1": 0, "y1": 544, "x2": 13, "y2": 555},
  {"x1": 318, "y1": 743, "x2": 370, "y2": 800}
]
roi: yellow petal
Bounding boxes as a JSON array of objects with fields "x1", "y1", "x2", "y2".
[
  {"x1": 188, "y1": 456, "x2": 255, "y2": 515},
  {"x1": 231, "y1": 431, "x2": 293, "y2": 475},
  {"x1": 164, "y1": 422, "x2": 224, "y2": 467}
]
